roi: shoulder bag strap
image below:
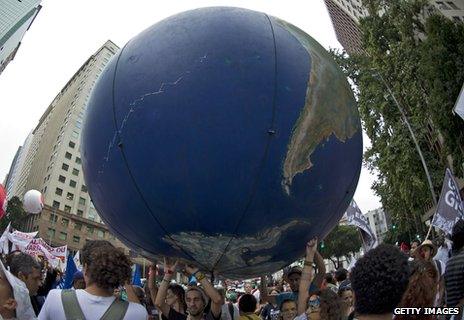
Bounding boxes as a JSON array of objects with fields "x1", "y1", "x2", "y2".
[
  {"x1": 61, "y1": 289, "x2": 86, "y2": 320},
  {"x1": 227, "y1": 302, "x2": 234, "y2": 319},
  {"x1": 100, "y1": 297, "x2": 129, "y2": 320}
]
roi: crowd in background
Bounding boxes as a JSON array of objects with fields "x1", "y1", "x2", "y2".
[{"x1": 0, "y1": 219, "x2": 462, "y2": 319}]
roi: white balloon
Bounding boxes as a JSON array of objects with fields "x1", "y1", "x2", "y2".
[{"x1": 23, "y1": 190, "x2": 44, "y2": 214}]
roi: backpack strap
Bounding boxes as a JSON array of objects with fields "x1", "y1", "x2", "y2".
[
  {"x1": 61, "y1": 289, "x2": 86, "y2": 320},
  {"x1": 227, "y1": 302, "x2": 234, "y2": 319},
  {"x1": 100, "y1": 297, "x2": 129, "y2": 320}
]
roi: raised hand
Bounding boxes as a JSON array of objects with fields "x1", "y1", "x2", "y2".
[
  {"x1": 148, "y1": 264, "x2": 157, "y2": 290},
  {"x1": 163, "y1": 258, "x2": 178, "y2": 278},
  {"x1": 305, "y1": 237, "x2": 318, "y2": 260},
  {"x1": 184, "y1": 264, "x2": 199, "y2": 276}
]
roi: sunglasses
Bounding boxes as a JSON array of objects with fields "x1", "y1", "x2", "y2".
[{"x1": 308, "y1": 296, "x2": 320, "y2": 309}]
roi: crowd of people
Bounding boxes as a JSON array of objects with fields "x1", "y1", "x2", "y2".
[{"x1": 0, "y1": 219, "x2": 462, "y2": 319}]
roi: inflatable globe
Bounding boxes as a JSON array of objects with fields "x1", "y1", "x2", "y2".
[{"x1": 81, "y1": 7, "x2": 362, "y2": 279}]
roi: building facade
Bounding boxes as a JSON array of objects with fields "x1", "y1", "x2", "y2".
[
  {"x1": 365, "y1": 208, "x2": 391, "y2": 243},
  {"x1": 0, "y1": 0, "x2": 41, "y2": 75},
  {"x1": 323, "y1": 0, "x2": 366, "y2": 55},
  {"x1": 4, "y1": 131, "x2": 34, "y2": 199},
  {"x1": 20, "y1": 40, "x2": 118, "y2": 223},
  {"x1": 324, "y1": 0, "x2": 464, "y2": 54},
  {"x1": 8, "y1": 40, "x2": 150, "y2": 257}
]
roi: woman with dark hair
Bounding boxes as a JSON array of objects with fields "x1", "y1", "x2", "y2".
[
  {"x1": 155, "y1": 259, "x2": 187, "y2": 320},
  {"x1": 38, "y1": 240, "x2": 147, "y2": 319},
  {"x1": 163, "y1": 283, "x2": 187, "y2": 317},
  {"x1": 298, "y1": 290, "x2": 343, "y2": 320},
  {"x1": 396, "y1": 260, "x2": 438, "y2": 320},
  {"x1": 337, "y1": 285, "x2": 354, "y2": 320}
]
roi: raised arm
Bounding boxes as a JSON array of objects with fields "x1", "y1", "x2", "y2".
[
  {"x1": 297, "y1": 238, "x2": 317, "y2": 316},
  {"x1": 259, "y1": 276, "x2": 276, "y2": 305},
  {"x1": 312, "y1": 251, "x2": 326, "y2": 289},
  {"x1": 185, "y1": 265, "x2": 223, "y2": 318},
  {"x1": 148, "y1": 264, "x2": 159, "y2": 307},
  {"x1": 125, "y1": 281, "x2": 141, "y2": 304},
  {"x1": 155, "y1": 258, "x2": 177, "y2": 316}
]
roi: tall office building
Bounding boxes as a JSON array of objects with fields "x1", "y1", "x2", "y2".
[
  {"x1": 324, "y1": 0, "x2": 464, "y2": 54},
  {"x1": 0, "y1": 0, "x2": 41, "y2": 75},
  {"x1": 365, "y1": 208, "x2": 391, "y2": 243},
  {"x1": 4, "y1": 40, "x2": 139, "y2": 254},
  {"x1": 323, "y1": 0, "x2": 366, "y2": 54},
  {"x1": 4, "y1": 131, "x2": 34, "y2": 199},
  {"x1": 21, "y1": 40, "x2": 119, "y2": 223}
]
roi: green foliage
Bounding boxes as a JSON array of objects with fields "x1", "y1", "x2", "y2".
[
  {"x1": 0, "y1": 196, "x2": 28, "y2": 232},
  {"x1": 321, "y1": 225, "x2": 363, "y2": 269},
  {"x1": 332, "y1": 0, "x2": 464, "y2": 239}
]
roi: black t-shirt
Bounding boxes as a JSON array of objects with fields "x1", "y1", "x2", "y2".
[
  {"x1": 260, "y1": 303, "x2": 279, "y2": 320},
  {"x1": 164, "y1": 308, "x2": 187, "y2": 320}
]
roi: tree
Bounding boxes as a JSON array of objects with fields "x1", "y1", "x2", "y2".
[
  {"x1": 332, "y1": 0, "x2": 464, "y2": 239},
  {"x1": 321, "y1": 225, "x2": 363, "y2": 269},
  {"x1": 0, "y1": 196, "x2": 28, "y2": 232}
]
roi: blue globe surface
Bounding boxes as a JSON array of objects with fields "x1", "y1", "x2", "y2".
[{"x1": 81, "y1": 7, "x2": 362, "y2": 279}]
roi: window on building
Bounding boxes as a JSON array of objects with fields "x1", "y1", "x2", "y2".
[
  {"x1": 69, "y1": 141, "x2": 76, "y2": 149},
  {"x1": 71, "y1": 130, "x2": 79, "y2": 139},
  {"x1": 62, "y1": 218, "x2": 69, "y2": 227},
  {"x1": 65, "y1": 152, "x2": 72, "y2": 160},
  {"x1": 77, "y1": 209, "x2": 83, "y2": 216},
  {"x1": 59, "y1": 232, "x2": 67, "y2": 241},
  {"x1": 49, "y1": 213, "x2": 58, "y2": 223},
  {"x1": 47, "y1": 228, "x2": 55, "y2": 238},
  {"x1": 52, "y1": 201, "x2": 60, "y2": 209},
  {"x1": 74, "y1": 222, "x2": 82, "y2": 231},
  {"x1": 436, "y1": 1, "x2": 450, "y2": 9},
  {"x1": 64, "y1": 205, "x2": 71, "y2": 213},
  {"x1": 447, "y1": 1, "x2": 460, "y2": 9},
  {"x1": 79, "y1": 197, "x2": 86, "y2": 206},
  {"x1": 97, "y1": 230, "x2": 105, "y2": 238},
  {"x1": 87, "y1": 226, "x2": 94, "y2": 234},
  {"x1": 75, "y1": 120, "x2": 82, "y2": 129},
  {"x1": 88, "y1": 207, "x2": 97, "y2": 220},
  {"x1": 55, "y1": 188, "x2": 63, "y2": 196},
  {"x1": 62, "y1": 163, "x2": 69, "y2": 171},
  {"x1": 72, "y1": 168, "x2": 79, "y2": 176},
  {"x1": 73, "y1": 236, "x2": 80, "y2": 244},
  {"x1": 81, "y1": 185, "x2": 87, "y2": 193},
  {"x1": 75, "y1": 157, "x2": 81, "y2": 165},
  {"x1": 66, "y1": 192, "x2": 74, "y2": 201},
  {"x1": 58, "y1": 175, "x2": 66, "y2": 183},
  {"x1": 69, "y1": 180, "x2": 77, "y2": 188}
]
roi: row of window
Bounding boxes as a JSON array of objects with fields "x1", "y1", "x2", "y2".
[
  {"x1": 436, "y1": 1, "x2": 460, "y2": 10},
  {"x1": 47, "y1": 224, "x2": 114, "y2": 241},
  {"x1": 52, "y1": 197, "x2": 85, "y2": 209},
  {"x1": 57, "y1": 175, "x2": 87, "y2": 191},
  {"x1": 61, "y1": 162, "x2": 80, "y2": 176}
]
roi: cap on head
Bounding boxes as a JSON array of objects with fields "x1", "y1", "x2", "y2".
[{"x1": 286, "y1": 266, "x2": 302, "y2": 278}]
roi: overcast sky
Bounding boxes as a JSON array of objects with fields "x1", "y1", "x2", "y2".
[{"x1": 0, "y1": 0, "x2": 381, "y2": 213}]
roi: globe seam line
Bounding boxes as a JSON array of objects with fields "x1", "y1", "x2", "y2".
[
  {"x1": 210, "y1": 13, "x2": 279, "y2": 275},
  {"x1": 109, "y1": 42, "x2": 209, "y2": 270}
]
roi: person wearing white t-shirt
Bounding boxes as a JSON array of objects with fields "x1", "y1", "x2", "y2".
[{"x1": 38, "y1": 240, "x2": 147, "y2": 320}]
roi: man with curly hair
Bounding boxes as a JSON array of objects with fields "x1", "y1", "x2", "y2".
[
  {"x1": 350, "y1": 244, "x2": 409, "y2": 320},
  {"x1": 38, "y1": 240, "x2": 147, "y2": 319}
]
